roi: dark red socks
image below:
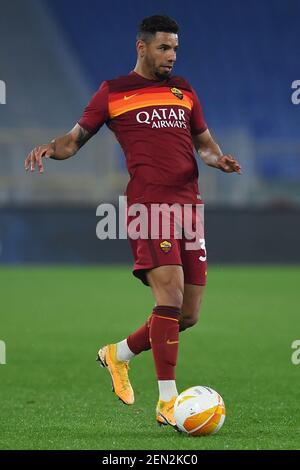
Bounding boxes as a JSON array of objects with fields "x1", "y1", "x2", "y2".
[
  {"x1": 149, "y1": 306, "x2": 180, "y2": 380},
  {"x1": 127, "y1": 315, "x2": 152, "y2": 355},
  {"x1": 127, "y1": 306, "x2": 181, "y2": 379}
]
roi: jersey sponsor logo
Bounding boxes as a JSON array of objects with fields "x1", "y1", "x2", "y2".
[
  {"x1": 171, "y1": 87, "x2": 183, "y2": 100},
  {"x1": 136, "y1": 107, "x2": 187, "y2": 129},
  {"x1": 124, "y1": 93, "x2": 139, "y2": 100},
  {"x1": 160, "y1": 240, "x2": 172, "y2": 253}
]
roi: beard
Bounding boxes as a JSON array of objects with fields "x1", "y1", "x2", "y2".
[
  {"x1": 154, "y1": 69, "x2": 172, "y2": 80},
  {"x1": 145, "y1": 56, "x2": 172, "y2": 80}
]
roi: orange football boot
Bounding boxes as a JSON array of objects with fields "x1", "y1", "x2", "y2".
[
  {"x1": 97, "y1": 343, "x2": 134, "y2": 405},
  {"x1": 156, "y1": 396, "x2": 177, "y2": 427}
]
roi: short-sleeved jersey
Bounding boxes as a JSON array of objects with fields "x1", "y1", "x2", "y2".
[{"x1": 78, "y1": 71, "x2": 207, "y2": 204}]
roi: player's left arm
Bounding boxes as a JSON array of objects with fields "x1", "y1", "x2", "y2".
[{"x1": 192, "y1": 129, "x2": 241, "y2": 174}]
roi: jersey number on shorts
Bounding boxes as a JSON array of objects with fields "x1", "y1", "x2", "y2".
[{"x1": 199, "y1": 238, "x2": 207, "y2": 262}]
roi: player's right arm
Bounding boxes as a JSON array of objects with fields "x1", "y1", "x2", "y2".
[
  {"x1": 25, "y1": 80, "x2": 109, "y2": 173},
  {"x1": 24, "y1": 124, "x2": 92, "y2": 173}
]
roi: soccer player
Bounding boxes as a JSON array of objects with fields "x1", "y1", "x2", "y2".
[{"x1": 25, "y1": 15, "x2": 241, "y2": 428}]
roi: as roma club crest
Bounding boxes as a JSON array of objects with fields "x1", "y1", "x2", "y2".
[
  {"x1": 160, "y1": 240, "x2": 172, "y2": 254},
  {"x1": 170, "y1": 87, "x2": 183, "y2": 100}
]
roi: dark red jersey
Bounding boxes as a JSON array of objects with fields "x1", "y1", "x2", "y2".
[{"x1": 78, "y1": 71, "x2": 207, "y2": 204}]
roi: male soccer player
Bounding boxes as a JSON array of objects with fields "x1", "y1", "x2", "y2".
[{"x1": 25, "y1": 15, "x2": 241, "y2": 427}]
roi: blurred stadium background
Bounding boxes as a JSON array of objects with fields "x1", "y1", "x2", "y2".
[{"x1": 0, "y1": 0, "x2": 299, "y2": 265}]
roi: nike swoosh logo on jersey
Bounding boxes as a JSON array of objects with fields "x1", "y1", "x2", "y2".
[
  {"x1": 124, "y1": 93, "x2": 139, "y2": 100},
  {"x1": 166, "y1": 339, "x2": 179, "y2": 345}
]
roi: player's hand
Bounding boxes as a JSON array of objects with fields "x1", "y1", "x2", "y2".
[
  {"x1": 24, "y1": 143, "x2": 55, "y2": 174},
  {"x1": 217, "y1": 154, "x2": 241, "y2": 174}
]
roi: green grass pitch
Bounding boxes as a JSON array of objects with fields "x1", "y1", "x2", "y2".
[{"x1": 0, "y1": 265, "x2": 299, "y2": 450}]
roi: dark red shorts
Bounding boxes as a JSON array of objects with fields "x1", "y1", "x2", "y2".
[{"x1": 127, "y1": 203, "x2": 207, "y2": 286}]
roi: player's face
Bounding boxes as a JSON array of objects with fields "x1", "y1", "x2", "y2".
[{"x1": 144, "y1": 32, "x2": 178, "y2": 80}]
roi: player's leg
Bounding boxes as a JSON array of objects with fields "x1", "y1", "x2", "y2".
[
  {"x1": 146, "y1": 264, "x2": 184, "y2": 427},
  {"x1": 96, "y1": 263, "x2": 183, "y2": 410},
  {"x1": 113, "y1": 283, "x2": 204, "y2": 374},
  {"x1": 180, "y1": 284, "x2": 205, "y2": 331},
  {"x1": 97, "y1": 206, "x2": 183, "y2": 409},
  {"x1": 120, "y1": 284, "x2": 205, "y2": 363},
  {"x1": 113, "y1": 230, "x2": 183, "y2": 362},
  {"x1": 179, "y1": 202, "x2": 207, "y2": 331},
  {"x1": 114, "y1": 284, "x2": 204, "y2": 367}
]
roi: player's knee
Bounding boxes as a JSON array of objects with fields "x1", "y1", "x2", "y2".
[
  {"x1": 166, "y1": 289, "x2": 183, "y2": 308},
  {"x1": 159, "y1": 278, "x2": 183, "y2": 308},
  {"x1": 179, "y1": 313, "x2": 199, "y2": 331}
]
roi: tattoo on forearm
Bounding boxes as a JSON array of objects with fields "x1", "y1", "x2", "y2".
[{"x1": 75, "y1": 127, "x2": 91, "y2": 148}]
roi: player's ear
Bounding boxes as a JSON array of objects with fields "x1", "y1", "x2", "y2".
[{"x1": 136, "y1": 39, "x2": 146, "y2": 58}]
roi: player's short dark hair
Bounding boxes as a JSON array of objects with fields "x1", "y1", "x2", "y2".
[{"x1": 137, "y1": 15, "x2": 179, "y2": 43}]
